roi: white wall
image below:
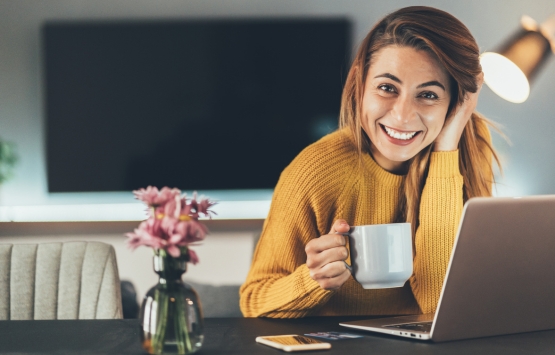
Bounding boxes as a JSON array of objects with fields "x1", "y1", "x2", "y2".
[
  {"x1": 1, "y1": 0, "x2": 555, "y2": 298},
  {"x1": 1, "y1": 0, "x2": 555, "y2": 205}
]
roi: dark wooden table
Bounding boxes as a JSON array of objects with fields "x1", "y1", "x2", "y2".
[{"x1": 1, "y1": 317, "x2": 555, "y2": 354}]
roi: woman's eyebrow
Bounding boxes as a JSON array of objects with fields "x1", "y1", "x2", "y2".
[
  {"x1": 417, "y1": 81, "x2": 446, "y2": 91},
  {"x1": 374, "y1": 74, "x2": 446, "y2": 91},
  {"x1": 374, "y1": 73, "x2": 401, "y2": 83}
]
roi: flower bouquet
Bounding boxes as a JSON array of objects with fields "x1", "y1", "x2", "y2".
[
  {"x1": 126, "y1": 186, "x2": 216, "y2": 262},
  {"x1": 127, "y1": 186, "x2": 215, "y2": 355}
]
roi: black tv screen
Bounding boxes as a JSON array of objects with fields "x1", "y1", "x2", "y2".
[{"x1": 43, "y1": 19, "x2": 351, "y2": 192}]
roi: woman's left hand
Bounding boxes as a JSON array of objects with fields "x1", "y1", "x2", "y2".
[{"x1": 433, "y1": 72, "x2": 484, "y2": 152}]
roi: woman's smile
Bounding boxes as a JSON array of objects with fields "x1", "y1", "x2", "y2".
[{"x1": 380, "y1": 124, "x2": 422, "y2": 145}]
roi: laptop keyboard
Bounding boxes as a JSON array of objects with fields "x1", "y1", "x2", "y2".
[{"x1": 384, "y1": 322, "x2": 433, "y2": 333}]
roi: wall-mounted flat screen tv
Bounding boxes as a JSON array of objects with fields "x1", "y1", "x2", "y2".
[{"x1": 43, "y1": 19, "x2": 351, "y2": 193}]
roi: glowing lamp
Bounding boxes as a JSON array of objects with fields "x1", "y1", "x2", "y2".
[{"x1": 481, "y1": 14, "x2": 555, "y2": 103}]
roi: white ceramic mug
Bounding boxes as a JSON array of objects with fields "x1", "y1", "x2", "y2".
[{"x1": 346, "y1": 223, "x2": 413, "y2": 289}]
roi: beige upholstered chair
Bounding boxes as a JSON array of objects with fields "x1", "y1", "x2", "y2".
[{"x1": 0, "y1": 241, "x2": 123, "y2": 320}]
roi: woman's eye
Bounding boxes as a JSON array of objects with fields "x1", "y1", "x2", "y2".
[
  {"x1": 378, "y1": 84, "x2": 396, "y2": 93},
  {"x1": 420, "y1": 91, "x2": 438, "y2": 100}
]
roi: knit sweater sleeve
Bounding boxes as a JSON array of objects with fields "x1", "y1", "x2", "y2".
[
  {"x1": 239, "y1": 138, "x2": 345, "y2": 318},
  {"x1": 410, "y1": 119, "x2": 493, "y2": 313},
  {"x1": 409, "y1": 150, "x2": 463, "y2": 314}
]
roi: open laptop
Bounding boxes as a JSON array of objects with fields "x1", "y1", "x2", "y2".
[{"x1": 340, "y1": 195, "x2": 555, "y2": 342}]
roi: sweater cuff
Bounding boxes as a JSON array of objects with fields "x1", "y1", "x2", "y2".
[
  {"x1": 428, "y1": 150, "x2": 461, "y2": 178},
  {"x1": 297, "y1": 264, "x2": 333, "y2": 304}
]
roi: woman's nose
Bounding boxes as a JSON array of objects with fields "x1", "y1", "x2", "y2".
[{"x1": 390, "y1": 95, "x2": 416, "y2": 124}]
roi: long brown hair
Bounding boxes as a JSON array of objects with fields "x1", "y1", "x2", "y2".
[{"x1": 339, "y1": 6, "x2": 501, "y2": 235}]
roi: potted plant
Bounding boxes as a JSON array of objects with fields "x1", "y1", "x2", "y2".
[{"x1": 126, "y1": 186, "x2": 216, "y2": 354}]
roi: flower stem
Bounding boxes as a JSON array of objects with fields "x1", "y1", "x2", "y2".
[
  {"x1": 175, "y1": 292, "x2": 193, "y2": 353},
  {"x1": 152, "y1": 288, "x2": 169, "y2": 354}
]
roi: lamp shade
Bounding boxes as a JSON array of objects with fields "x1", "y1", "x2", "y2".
[{"x1": 481, "y1": 15, "x2": 554, "y2": 103}]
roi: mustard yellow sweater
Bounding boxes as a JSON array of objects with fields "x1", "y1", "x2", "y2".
[{"x1": 240, "y1": 126, "x2": 490, "y2": 318}]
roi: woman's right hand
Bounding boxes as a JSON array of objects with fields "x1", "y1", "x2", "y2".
[{"x1": 305, "y1": 219, "x2": 352, "y2": 290}]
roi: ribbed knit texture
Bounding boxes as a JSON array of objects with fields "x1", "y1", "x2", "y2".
[
  {"x1": 240, "y1": 125, "x2": 489, "y2": 318},
  {"x1": 0, "y1": 242, "x2": 123, "y2": 320}
]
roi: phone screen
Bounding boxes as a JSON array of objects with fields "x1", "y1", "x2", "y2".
[
  {"x1": 260, "y1": 335, "x2": 326, "y2": 345},
  {"x1": 256, "y1": 334, "x2": 331, "y2": 352}
]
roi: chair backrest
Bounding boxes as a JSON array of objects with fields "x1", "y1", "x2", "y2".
[
  {"x1": 0, "y1": 241, "x2": 122, "y2": 320},
  {"x1": 186, "y1": 281, "x2": 241, "y2": 318}
]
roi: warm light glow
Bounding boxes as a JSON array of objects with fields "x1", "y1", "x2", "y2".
[{"x1": 480, "y1": 52, "x2": 530, "y2": 103}]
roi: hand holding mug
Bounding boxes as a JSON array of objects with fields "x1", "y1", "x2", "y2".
[{"x1": 305, "y1": 219, "x2": 352, "y2": 290}]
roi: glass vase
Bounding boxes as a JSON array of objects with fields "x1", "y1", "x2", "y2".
[{"x1": 140, "y1": 248, "x2": 204, "y2": 354}]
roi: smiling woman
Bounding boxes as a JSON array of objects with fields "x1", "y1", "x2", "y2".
[{"x1": 240, "y1": 6, "x2": 501, "y2": 318}]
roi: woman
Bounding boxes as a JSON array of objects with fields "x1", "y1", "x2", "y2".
[{"x1": 240, "y1": 6, "x2": 500, "y2": 318}]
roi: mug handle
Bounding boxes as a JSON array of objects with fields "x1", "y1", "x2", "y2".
[{"x1": 335, "y1": 231, "x2": 353, "y2": 273}]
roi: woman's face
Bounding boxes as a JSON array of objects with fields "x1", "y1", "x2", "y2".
[{"x1": 361, "y1": 45, "x2": 452, "y2": 173}]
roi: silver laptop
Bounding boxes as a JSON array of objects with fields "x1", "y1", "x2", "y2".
[{"x1": 340, "y1": 195, "x2": 555, "y2": 342}]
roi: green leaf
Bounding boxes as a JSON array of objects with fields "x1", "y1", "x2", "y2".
[{"x1": 0, "y1": 138, "x2": 18, "y2": 184}]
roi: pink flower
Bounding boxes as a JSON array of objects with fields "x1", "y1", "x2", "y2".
[
  {"x1": 180, "y1": 192, "x2": 217, "y2": 219},
  {"x1": 157, "y1": 193, "x2": 181, "y2": 219},
  {"x1": 177, "y1": 220, "x2": 208, "y2": 243},
  {"x1": 166, "y1": 244, "x2": 181, "y2": 258},
  {"x1": 126, "y1": 218, "x2": 166, "y2": 250},
  {"x1": 133, "y1": 186, "x2": 181, "y2": 207},
  {"x1": 161, "y1": 217, "x2": 207, "y2": 245},
  {"x1": 126, "y1": 186, "x2": 216, "y2": 264},
  {"x1": 198, "y1": 197, "x2": 217, "y2": 218},
  {"x1": 187, "y1": 249, "x2": 199, "y2": 265}
]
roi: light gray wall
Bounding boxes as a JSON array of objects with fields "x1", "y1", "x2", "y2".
[
  {"x1": 1, "y1": 0, "x2": 555, "y2": 205},
  {"x1": 1, "y1": 0, "x2": 554, "y2": 300}
]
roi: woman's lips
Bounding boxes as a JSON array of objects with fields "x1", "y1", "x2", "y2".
[{"x1": 380, "y1": 124, "x2": 421, "y2": 146}]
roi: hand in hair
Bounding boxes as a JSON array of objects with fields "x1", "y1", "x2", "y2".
[
  {"x1": 305, "y1": 219, "x2": 351, "y2": 290},
  {"x1": 433, "y1": 72, "x2": 485, "y2": 152}
]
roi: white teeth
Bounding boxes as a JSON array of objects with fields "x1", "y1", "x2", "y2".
[{"x1": 384, "y1": 126, "x2": 417, "y2": 140}]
